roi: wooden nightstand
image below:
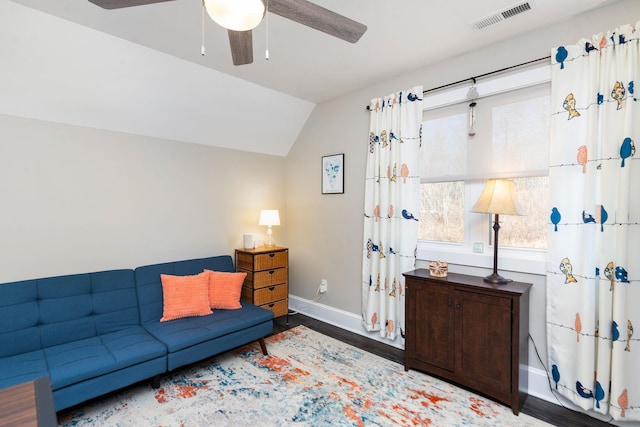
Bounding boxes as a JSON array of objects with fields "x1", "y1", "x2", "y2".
[{"x1": 235, "y1": 246, "x2": 289, "y2": 320}]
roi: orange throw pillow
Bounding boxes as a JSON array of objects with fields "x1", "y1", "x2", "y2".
[
  {"x1": 160, "y1": 272, "x2": 212, "y2": 322},
  {"x1": 205, "y1": 270, "x2": 247, "y2": 310}
]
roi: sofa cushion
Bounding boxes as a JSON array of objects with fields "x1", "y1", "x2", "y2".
[
  {"x1": 159, "y1": 272, "x2": 212, "y2": 322},
  {"x1": 0, "y1": 350, "x2": 49, "y2": 390},
  {"x1": 135, "y1": 256, "x2": 235, "y2": 324},
  {"x1": 0, "y1": 269, "x2": 140, "y2": 359},
  {"x1": 44, "y1": 326, "x2": 166, "y2": 390},
  {"x1": 206, "y1": 270, "x2": 246, "y2": 310},
  {"x1": 0, "y1": 280, "x2": 40, "y2": 357},
  {"x1": 144, "y1": 302, "x2": 273, "y2": 353},
  {"x1": 38, "y1": 270, "x2": 140, "y2": 348}
]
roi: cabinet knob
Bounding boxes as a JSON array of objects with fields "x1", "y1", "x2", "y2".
[
  {"x1": 456, "y1": 303, "x2": 461, "y2": 310},
  {"x1": 447, "y1": 299, "x2": 453, "y2": 307}
]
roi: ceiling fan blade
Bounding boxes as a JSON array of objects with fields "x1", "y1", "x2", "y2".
[
  {"x1": 269, "y1": 0, "x2": 367, "y2": 43},
  {"x1": 228, "y1": 30, "x2": 254, "y2": 66},
  {"x1": 88, "y1": 0, "x2": 174, "y2": 10}
]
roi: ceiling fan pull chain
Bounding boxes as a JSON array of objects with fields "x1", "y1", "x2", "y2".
[
  {"x1": 201, "y1": 0, "x2": 206, "y2": 56},
  {"x1": 265, "y1": 0, "x2": 269, "y2": 60}
]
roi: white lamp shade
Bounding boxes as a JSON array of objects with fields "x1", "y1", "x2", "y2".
[
  {"x1": 471, "y1": 179, "x2": 525, "y2": 216},
  {"x1": 204, "y1": 0, "x2": 265, "y2": 31},
  {"x1": 259, "y1": 209, "x2": 280, "y2": 226}
]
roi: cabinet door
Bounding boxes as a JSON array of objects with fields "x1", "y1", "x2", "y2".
[
  {"x1": 456, "y1": 289, "x2": 512, "y2": 396},
  {"x1": 410, "y1": 280, "x2": 455, "y2": 372}
]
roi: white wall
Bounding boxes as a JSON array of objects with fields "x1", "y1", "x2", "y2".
[
  {"x1": 284, "y1": 0, "x2": 640, "y2": 407},
  {"x1": 0, "y1": 114, "x2": 286, "y2": 282}
]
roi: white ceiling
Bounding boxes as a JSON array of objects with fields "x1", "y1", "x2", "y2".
[{"x1": 3, "y1": 0, "x2": 620, "y2": 155}]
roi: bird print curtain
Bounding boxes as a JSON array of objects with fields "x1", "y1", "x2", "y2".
[
  {"x1": 362, "y1": 86, "x2": 422, "y2": 342},
  {"x1": 547, "y1": 22, "x2": 639, "y2": 421}
]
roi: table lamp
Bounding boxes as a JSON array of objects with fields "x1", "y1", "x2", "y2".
[
  {"x1": 471, "y1": 179, "x2": 524, "y2": 284},
  {"x1": 259, "y1": 209, "x2": 280, "y2": 248}
]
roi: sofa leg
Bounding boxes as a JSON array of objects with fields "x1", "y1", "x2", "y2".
[
  {"x1": 151, "y1": 375, "x2": 162, "y2": 389},
  {"x1": 259, "y1": 337, "x2": 268, "y2": 355}
]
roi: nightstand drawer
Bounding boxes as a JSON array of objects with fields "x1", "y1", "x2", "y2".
[
  {"x1": 237, "y1": 250, "x2": 288, "y2": 271},
  {"x1": 242, "y1": 283, "x2": 288, "y2": 305},
  {"x1": 259, "y1": 299, "x2": 288, "y2": 317},
  {"x1": 244, "y1": 267, "x2": 288, "y2": 289}
]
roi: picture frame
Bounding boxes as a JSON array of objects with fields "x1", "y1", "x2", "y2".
[{"x1": 321, "y1": 153, "x2": 344, "y2": 194}]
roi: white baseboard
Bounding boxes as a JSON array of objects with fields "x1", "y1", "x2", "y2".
[
  {"x1": 525, "y1": 366, "x2": 633, "y2": 426},
  {"x1": 289, "y1": 295, "x2": 404, "y2": 350},
  {"x1": 526, "y1": 365, "x2": 557, "y2": 403}
]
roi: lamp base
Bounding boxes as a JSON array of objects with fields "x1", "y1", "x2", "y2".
[
  {"x1": 265, "y1": 227, "x2": 274, "y2": 248},
  {"x1": 483, "y1": 272, "x2": 509, "y2": 285}
]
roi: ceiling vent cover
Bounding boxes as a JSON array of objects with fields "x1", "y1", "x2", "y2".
[{"x1": 471, "y1": 1, "x2": 533, "y2": 30}]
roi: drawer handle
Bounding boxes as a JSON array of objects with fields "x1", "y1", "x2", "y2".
[
  {"x1": 269, "y1": 253, "x2": 275, "y2": 258},
  {"x1": 447, "y1": 299, "x2": 453, "y2": 307},
  {"x1": 269, "y1": 286, "x2": 275, "y2": 291},
  {"x1": 456, "y1": 303, "x2": 461, "y2": 310},
  {"x1": 268, "y1": 303, "x2": 275, "y2": 307},
  {"x1": 268, "y1": 270, "x2": 275, "y2": 275}
]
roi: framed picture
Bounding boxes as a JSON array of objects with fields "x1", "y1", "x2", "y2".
[{"x1": 322, "y1": 153, "x2": 344, "y2": 194}]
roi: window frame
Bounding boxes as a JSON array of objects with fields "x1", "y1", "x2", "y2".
[
  {"x1": 417, "y1": 65, "x2": 550, "y2": 276},
  {"x1": 417, "y1": 179, "x2": 547, "y2": 276}
]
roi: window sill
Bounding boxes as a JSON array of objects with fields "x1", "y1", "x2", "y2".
[{"x1": 417, "y1": 244, "x2": 546, "y2": 276}]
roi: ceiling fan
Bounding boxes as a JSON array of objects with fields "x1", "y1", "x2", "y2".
[{"x1": 88, "y1": 0, "x2": 367, "y2": 66}]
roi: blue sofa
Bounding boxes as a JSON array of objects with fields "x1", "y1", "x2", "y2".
[{"x1": 0, "y1": 256, "x2": 274, "y2": 411}]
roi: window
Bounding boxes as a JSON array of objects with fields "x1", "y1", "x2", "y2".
[
  {"x1": 497, "y1": 176, "x2": 549, "y2": 250},
  {"x1": 418, "y1": 181, "x2": 464, "y2": 243},
  {"x1": 418, "y1": 67, "x2": 550, "y2": 274}
]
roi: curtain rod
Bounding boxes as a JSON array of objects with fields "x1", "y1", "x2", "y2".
[{"x1": 365, "y1": 55, "x2": 551, "y2": 111}]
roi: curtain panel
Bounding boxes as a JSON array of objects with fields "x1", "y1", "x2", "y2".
[
  {"x1": 361, "y1": 86, "x2": 422, "y2": 342},
  {"x1": 547, "y1": 21, "x2": 639, "y2": 421}
]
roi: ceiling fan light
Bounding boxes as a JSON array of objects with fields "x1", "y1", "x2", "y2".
[{"x1": 204, "y1": 0, "x2": 265, "y2": 32}]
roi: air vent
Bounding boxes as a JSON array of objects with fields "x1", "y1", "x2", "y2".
[
  {"x1": 502, "y1": 2, "x2": 531, "y2": 19},
  {"x1": 471, "y1": 1, "x2": 533, "y2": 30}
]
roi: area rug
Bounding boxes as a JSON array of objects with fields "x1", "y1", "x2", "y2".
[{"x1": 58, "y1": 325, "x2": 550, "y2": 426}]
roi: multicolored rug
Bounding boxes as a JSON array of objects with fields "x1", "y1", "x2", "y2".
[{"x1": 58, "y1": 325, "x2": 550, "y2": 426}]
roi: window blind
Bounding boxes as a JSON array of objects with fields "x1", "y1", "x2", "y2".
[{"x1": 421, "y1": 82, "x2": 550, "y2": 183}]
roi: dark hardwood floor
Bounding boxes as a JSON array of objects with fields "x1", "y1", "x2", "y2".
[{"x1": 274, "y1": 313, "x2": 612, "y2": 427}]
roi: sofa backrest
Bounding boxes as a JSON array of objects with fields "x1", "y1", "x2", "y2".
[
  {"x1": 134, "y1": 256, "x2": 234, "y2": 324},
  {"x1": 0, "y1": 269, "x2": 139, "y2": 358}
]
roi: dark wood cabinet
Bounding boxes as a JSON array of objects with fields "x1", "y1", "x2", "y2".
[{"x1": 403, "y1": 269, "x2": 532, "y2": 415}]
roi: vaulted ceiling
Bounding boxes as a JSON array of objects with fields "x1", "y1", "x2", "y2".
[{"x1": 2, "y1": 0, "x2": 619, "y2": 155}]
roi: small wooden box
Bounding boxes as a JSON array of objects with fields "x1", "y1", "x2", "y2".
[{"x1": 429, "y1": 260, "x2": 448, "y2": 278}]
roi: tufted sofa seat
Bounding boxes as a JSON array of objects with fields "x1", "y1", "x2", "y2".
[{"x1": 0, "y1": 256, "x2": 274, "y2": 411}]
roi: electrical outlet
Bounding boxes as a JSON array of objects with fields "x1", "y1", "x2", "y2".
[
  {"x1": 319, "y1": 279, "x2": 328, "y2": 293},
  {"x1": 473, "y1": 242, "x2": 484, "y2": 253}
]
